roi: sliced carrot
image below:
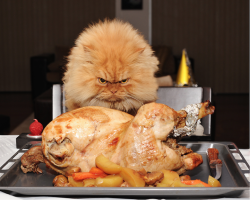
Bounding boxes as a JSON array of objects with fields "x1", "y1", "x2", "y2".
[
  {"x1": 72, "y1": 172, "x2": 106, "y2": 181},
  {"x1": 89, "y1": 167, "x2": 106, "y2": 175},
  {"x1": 181, "y1": 180, "x2": 211, "y2": 187}
]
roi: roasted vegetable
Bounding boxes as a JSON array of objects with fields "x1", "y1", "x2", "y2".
[
  {"x1": 95, "y1": 154, "x2": 122, "y2": 174},
  {"x1": 119, "y1": 167, "x2": 145, "y2": 187},
  {"x1": 181, "y1": 179, "x2": 211, "y2": 187},
  {"x1": 83, "y1": 179, "x2": 96, "y2": 187},
  {"x1": 95, "y1": 175, "x2": 123, "y2": 187},
  {"x1": 172, "y1": 179, "x2": 205, "y2": 187},
  {"x1": 208, "y1": 175, "x2": 222, "y2": 187},
  {"x1": 72, "y1": 172, "x2": 106, "y2": 181},
  {"x1": 68, "y1": 176, "x2": 84, "y2": 187},
  {"x1": 53, "y1": 175, "x2": 69, "y2": 187},
  {"x1": 156, "y1": 170, "x2": 180, "y2": 187}
]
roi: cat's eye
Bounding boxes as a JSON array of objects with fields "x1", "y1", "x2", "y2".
[
  {"x1": 120, "y1": 79, "x2": 129, "y2": 84},
  {"x1": 98, "y1": 78, "x2": 107, "y2": 84}
]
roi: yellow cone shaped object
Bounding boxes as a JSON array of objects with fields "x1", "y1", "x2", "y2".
[{"x1": 176, "y1": 49, "x2": 190, "y2": 86}]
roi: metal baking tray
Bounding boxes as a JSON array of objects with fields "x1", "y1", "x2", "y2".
[{"x1": 0, "y1": 141, "x2": 249, "y2": 198}]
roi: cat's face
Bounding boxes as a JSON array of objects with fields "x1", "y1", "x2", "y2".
[{"x1": 64, "y1": 20, "x2": 159, "y2": 113}]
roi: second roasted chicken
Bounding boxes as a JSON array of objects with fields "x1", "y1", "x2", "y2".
[{"x1": 21, "y1": 101, "x2": 215, "y2": 176}]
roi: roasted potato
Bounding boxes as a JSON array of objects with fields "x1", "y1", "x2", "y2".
[
  {"x1": 68, "y1": 176, "x2": 84, "y2": 187},
  {"x1": 95, "y1": 154, "x2": 122, "y2": 174},
  {"x1": 208, "y1": 175, "x2": 221, "y2": 187},
  {"x1": 171, "y1": 179, "x2": 205, "y2": 187},
  {"x1": 83, "y1": 179, "x2": 96, "y2": 187},
  {"x1": 119, "y1": 167, "x2": 145, "y2": 187},
  {"x1": 156, "y1": 170, "x2": 180, "y2": 187},
  {"x1": 95, "y1": 175, "x2": 123, "y2": 187}
]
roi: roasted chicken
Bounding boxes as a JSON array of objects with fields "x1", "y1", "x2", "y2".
[{"x1": 21, "y1": 101, "x2": 215, "y2": 176}]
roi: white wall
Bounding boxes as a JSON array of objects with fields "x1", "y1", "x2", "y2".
[{"x1": 115, "y1": 0, "x2": 152, "y2": 44}]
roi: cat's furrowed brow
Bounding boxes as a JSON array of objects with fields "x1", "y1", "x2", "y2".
[{"x1": 98, "y1": 77, "x2": 130, "y2": 85}]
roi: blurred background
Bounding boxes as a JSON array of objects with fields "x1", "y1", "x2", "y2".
[{"x1": 0, "y1": 0, "x2": 248, "y2": 148}]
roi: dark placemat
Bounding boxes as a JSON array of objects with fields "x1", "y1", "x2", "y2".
[{"x1": 16, "y1": 133, "x2": 42, "y2": 148}]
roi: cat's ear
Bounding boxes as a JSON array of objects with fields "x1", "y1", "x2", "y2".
[
  {"x1": 135, "y1": 47, "x2": 145, "y2": 55},
  {"x1": 83, "y1": 45, "x2": 94, "y2": 53},
  {"x1": 83, "y1": 45, "x2": 94, "y2": 64}
]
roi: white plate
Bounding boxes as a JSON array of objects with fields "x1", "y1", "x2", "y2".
[{"x1": 26, "y1": 134, "x2": 42, "y2": 139}]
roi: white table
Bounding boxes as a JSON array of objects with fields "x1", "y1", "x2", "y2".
[{"x1": 0, "y1": 135, "x2": 249, "y2": 200}]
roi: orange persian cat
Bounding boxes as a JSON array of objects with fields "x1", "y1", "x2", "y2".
[{"x1": 63, "y1": 19, "x2": 159, "y2": 115}]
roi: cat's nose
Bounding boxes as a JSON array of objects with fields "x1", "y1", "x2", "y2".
[{"x1": 111, "y1": 89, "x2": 117, "y2": 94}]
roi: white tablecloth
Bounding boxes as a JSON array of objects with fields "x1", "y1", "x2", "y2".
[{"x1": 0, "y1": 135, "x2": 249, "y2": 200}]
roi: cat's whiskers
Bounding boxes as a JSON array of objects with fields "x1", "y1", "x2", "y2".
[
  {"x1": 88, "y1": 96, "x2": 99, "y2": 106},
  {"x1": 126, "y1": 94, "x2": 144, "y2": 106},
  {"x1": 124, "y1": 97, "x2": 136, "y2": 111}
]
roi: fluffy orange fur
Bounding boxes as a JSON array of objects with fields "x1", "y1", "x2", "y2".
[{"x1": 63, "y1": 19, "x2": 159, "y2": 114}]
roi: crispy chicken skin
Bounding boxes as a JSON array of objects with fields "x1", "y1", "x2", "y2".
[
  {"x1": 22, "y1": 102, "x2": 215, "y2": 175},
  {"x1": 110, "y1": 103, "x2": 185, "y2": 172}
]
